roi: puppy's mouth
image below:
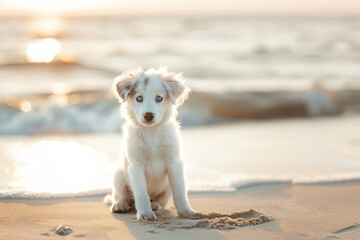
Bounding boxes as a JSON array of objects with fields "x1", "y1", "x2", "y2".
[{"x1": 141, "y1": 119, "x2": 158, "y2": 127}]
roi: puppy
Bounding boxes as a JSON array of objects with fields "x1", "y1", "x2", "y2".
[{"x1": 108, "y1": 67, "x2": 196, "y2": 220}]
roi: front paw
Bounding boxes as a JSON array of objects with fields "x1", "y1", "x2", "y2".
[
  {"x1": 137, "y1": 211, "x2": 157, "y2": 220},
  {"x1": 178, "y1": 209, "x2": 199, "y2": 219},
  {"x1": 111, "y1": 201, "x2": 129, "y2": 213}
]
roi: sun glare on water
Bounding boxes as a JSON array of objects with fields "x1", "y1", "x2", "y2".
[
  {"x1": 27, "y1": 38, "x2": 61, "y2": 63},
  {"x1": 20, "y1": 101, "x2": 32, "y2": 112},
  {"x1": 9, "y1": 140, "x2": 112, "y2": 195}
]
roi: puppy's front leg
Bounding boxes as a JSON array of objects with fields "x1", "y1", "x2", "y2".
[
  {"x1": 128, "y1": 163, "x2": 156, "y2": 220},
  {"x1": 167, "y1": 160, "x2": 197, "y2": 218}
]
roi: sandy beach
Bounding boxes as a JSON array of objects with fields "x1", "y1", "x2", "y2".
[
  {"x1": 1, "y1": 116, "x2": 360, "y2": 239},
  {"x1": 1, "y1": 182, "x2": 360, "y2": 240},
  {"x1": 1, "y1": 8, "x2": 360, "y2": 240}
]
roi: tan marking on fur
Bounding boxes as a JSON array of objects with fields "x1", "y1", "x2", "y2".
[
  {"x1": 128, "y1": 82, "x2": 138, "y2": 97},
  {"x1": 113, "y1": 68, "x2": 144, "y2": 102},
  {"x1": 143, "y1": 77, "x2": 149, "y2": 90},
  {"x1": 125, "y1": 185, "x2": 135, "y2": 201},
  {"x1": 150, "y1": 191, "x2": 166, "y2": 201}
]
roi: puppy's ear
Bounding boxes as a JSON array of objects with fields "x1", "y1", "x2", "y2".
[
  {"x1": 163, "y1": 72, "x2": 190, "y2": 106},
  {"x1": 113, "y1": 69, "x2": 142, "y2": 103}
]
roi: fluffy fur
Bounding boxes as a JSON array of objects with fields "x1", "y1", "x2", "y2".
[{"x1": 107, "y1": 67, "x2": 196, "y2": 220}]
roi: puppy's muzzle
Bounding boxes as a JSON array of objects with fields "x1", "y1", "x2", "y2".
[{"x1": 143, "y1": 112, "x2": 154, "y2": 122}]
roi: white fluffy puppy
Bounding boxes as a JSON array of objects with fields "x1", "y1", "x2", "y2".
[{"x1": 108, "y1": 67, "x2": 196, "y2": 220}]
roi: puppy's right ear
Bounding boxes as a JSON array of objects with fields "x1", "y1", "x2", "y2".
[{"x1": 113, "y1": 69, "x2": 142, "y2": 103}]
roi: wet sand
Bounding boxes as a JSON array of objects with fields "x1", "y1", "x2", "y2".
[
  {"x1": 1, "y1": 116, "x2": 360, "y2": 239},
  {"x1": 1, "y1": 182, "x2": 360, "y2": 240}
]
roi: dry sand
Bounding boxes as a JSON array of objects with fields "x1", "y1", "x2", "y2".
[{"x1": 1, "y1": 182, "x2": 360, "y2": 240}]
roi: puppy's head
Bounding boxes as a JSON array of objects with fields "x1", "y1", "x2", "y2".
[{"x1": 114, "y1": 67, "x2": 190, "y2": 127}]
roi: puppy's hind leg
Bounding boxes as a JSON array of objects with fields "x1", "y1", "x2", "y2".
[
  {"x1": 111, "y1": 168, "x2": 130, "y2": 213},
  {"x1": 151, "y1": 187, "x2": 172, "y2": 211}
]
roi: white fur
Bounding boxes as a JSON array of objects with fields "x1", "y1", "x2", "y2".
[{"x1": 108, "y1": 67, "x2": 196, "y2": 220}]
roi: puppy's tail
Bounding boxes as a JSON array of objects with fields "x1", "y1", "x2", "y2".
[{"x1": 103, "y1": 193, "x2": 113, "y2": 205}]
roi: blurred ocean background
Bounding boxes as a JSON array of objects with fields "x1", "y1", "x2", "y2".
[
  {"x1": 0, "y1": 15, "x2": 360, "y2": 198},
  {"x1": 1, "y1": 16, "x2": 360, "y2": 134}
]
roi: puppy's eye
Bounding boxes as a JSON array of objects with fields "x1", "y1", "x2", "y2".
[
  {"x1": 156, "y1": 96, "x2": 163, "y2": 102},
  {"x1": 136, "y1": 96, "x2": 143, "y2": 102}
]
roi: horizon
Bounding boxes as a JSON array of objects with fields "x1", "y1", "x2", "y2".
[{"x1": 0, "y1": 0, "x2": 359, "y2": 17}]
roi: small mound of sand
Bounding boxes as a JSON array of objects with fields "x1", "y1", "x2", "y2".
[
  {"x1": 139, "y1": 209, "x2": 274, "y2": 230},
  {"x1": 191, "y1": 209, "x2": 273, "y2": 230}
]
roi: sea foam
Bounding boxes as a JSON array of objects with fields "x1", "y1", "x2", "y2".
[{"x1": 1, "y1": 154, "x2": 360, "y2": 199}]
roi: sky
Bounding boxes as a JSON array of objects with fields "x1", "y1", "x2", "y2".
[{"x1": 0, "y1": 0, "x2": 359, "y2": 16}]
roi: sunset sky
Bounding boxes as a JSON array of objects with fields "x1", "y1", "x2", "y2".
[{"x1": 0, "y1": 0, "x2": 359, "y2": 16}]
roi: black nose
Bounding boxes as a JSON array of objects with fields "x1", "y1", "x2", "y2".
[{"x1": 143, "y1": 112, "x2": 154, "y2": 121}]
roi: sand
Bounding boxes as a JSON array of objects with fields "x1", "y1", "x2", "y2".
[
  {"x1": 1, "y1": 182, "x2": 360, "y2": 240},
  {"x1": 138, "y1": 208, "x2": 273, "y2": 230},
  {"x1": 1, "y1": 116, "x2": 360, "y2": 239}
]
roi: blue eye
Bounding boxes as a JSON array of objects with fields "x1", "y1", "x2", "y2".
[
  {"x1": 156, "y1": 96, "x2": 163, "y2": 102},
  {"x1": 136, "y1": 96, "x2": 143, "y2": 102}
]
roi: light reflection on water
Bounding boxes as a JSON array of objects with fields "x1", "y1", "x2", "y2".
[
  {"x1": 27, "y1": 38, "x2": 61, "y2": 63},
  {"x1": 6, "y1": 140, "x2": 113, "y2": 195}
]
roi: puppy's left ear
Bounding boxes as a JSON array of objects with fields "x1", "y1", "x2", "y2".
[
  {"x1": 163, "y1": 73, "x2": 190, "y2": 106},
  {"x1": 113, "y1": 68, "x2": 143, "y2": 103}
]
